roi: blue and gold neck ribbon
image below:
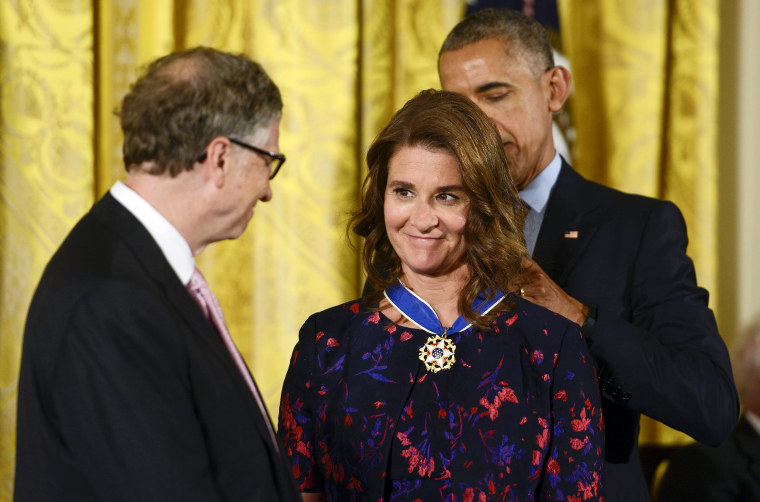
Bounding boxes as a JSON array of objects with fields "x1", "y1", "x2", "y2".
[{"x1": 384, "y1": 280, "x2": 506, "y2": 372}]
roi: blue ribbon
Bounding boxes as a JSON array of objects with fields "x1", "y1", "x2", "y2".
[{"x1": 384, "y1": 280, "x2": 506, "y2": 334}]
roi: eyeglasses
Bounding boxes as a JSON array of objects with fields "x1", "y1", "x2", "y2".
[
  {"x1": 196, "y1": 138, "x2": 286, "y2": 179},
  {"x1": 227, "y1": 138, "x2": 286, "y2": 179}
]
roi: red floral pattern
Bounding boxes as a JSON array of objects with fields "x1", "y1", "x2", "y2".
[{"x1": 279, "y1": 298, "x2": 605, "y2": 501}]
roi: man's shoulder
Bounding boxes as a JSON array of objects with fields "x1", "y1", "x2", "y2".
[
  {"x1": 32, "y1": 194, "x2": 172, "y2": 325},
  {"x1": 46, "y1": 196, "x2": 152, "y2": 281},
  {"x1": 562, "y1": 163, "x2": 661, "y2": 204},
  {"x1": 24, "y1": 198, "x2": 179, "y2": 383},
  {"x1": 557, "y1": 162, "x2": 678, "y2": 220}
]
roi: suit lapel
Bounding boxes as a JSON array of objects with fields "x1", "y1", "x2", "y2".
[
  {"x1": 92, "y1": 194, "x2": 282, "y2": 463},
  {"x1": 158, "y1": 252, "x2": 294, "y2": 495},
  {"x1": 93, "y1": 195, "x2": 233, "y2": 363},
  {"x1": 532, "y1": 161, "x2": 603, "y2": 286}
]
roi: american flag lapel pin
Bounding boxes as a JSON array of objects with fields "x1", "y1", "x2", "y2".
[{"x1": 564, "y1": 230, "x2": 579, "y2": 239}]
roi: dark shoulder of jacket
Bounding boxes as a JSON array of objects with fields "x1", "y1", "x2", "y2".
[{"x1": 561, "y1": 161, "x2": 676, "y2": 217}]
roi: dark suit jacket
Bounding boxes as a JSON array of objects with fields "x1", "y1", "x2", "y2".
[
  {"x1": 537, "y1": 161, "x2": 739, "y2": 500},
  {"x1": 655, "y1": 413, "x2": 760, "y2": 501},
  {"x1": 15, "y1": 193, "x2": 300, "y2": 501}
]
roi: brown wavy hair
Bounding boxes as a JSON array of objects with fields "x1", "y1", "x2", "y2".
[
  {"x1": 351, "y1": 90, "x2": 527, "y2": 329},
  {"x1": 119, "y1": 46, "x2": 282, "y2": 176}
]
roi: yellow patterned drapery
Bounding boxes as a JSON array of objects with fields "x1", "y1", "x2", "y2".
[
  {"x1": 0, "y1": 1, "x2": 463, "y2": 499},
  {"x1": 1, "y1": 0, "x2": 720, "y2": 499},
  {"x1": 559, "y1": 0, "x2": 720, "y2": 445},
  {"x1": 1, "y1": 3, "x2": 96, "y2": 500}
]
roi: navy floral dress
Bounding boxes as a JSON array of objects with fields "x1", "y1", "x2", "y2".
[{"x1": 278, "y1": 297, "x2": 604, "y2": 501}]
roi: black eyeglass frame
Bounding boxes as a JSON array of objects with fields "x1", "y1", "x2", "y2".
[
  {"x1": 227, "y1": 138, "x2": 285, "y2": 179},
  {"x1": 196, "y1": 138, "x2": 286, "y2": 179}
]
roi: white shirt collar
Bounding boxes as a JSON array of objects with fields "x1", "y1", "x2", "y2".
[
  {"x1": 110, "y1": 181, "x2": 195, "y2": 285},
  {"x1": 519, "y1": 151, "x2": 562, "y2": 214}
]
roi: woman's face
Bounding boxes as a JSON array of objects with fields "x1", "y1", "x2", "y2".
[{"x1": 384, "y1": 146, "x2": 470, "y2": 280}]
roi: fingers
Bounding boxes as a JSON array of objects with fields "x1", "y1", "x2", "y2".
[{"x1": 517, "y1": 258, "x2": 538, "y2": 297}]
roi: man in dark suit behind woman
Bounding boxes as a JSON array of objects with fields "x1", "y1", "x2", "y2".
[
  {"x1": 15, "y1": 47, "x2": 299, "y2": 501},
  {"x1": 657, "y1": 321, "x2": 760, "y2": 501},
  {"x1": 432, "y1": 8, "x2": 739, "y2": 501}
]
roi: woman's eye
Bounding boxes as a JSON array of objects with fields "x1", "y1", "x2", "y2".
[
  {"x1": 393, "y1": 187, "x2": 412, "y2": 197},
  {"x1": 437, "y1": 193, "x2": 458, "y2": 202}
]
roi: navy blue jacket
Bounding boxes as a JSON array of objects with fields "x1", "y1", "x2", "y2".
[{"x1": 538, "y1": 161, "x2": 738, "y2": 500}]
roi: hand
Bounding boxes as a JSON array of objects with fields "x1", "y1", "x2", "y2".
[{"x1": 518, "y1": 257, "x2": 588, "y2": 326}]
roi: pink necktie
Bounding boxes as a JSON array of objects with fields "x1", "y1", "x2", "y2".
[{"x1": 186, "y1": 267, "x2": 278, "y2": 451}]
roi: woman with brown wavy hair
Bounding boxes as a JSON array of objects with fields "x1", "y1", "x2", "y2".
[{"x1": 278, "y1": 90, "x2": 604, "y2": 501}]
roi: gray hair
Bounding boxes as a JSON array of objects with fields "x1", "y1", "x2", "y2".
[{"x1": 120, "y1": 46, "x2": 282, "y2": 176}]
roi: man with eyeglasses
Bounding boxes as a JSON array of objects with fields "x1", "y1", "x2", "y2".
[{"x1": 15, "y1": 47, "x2": 299, "y2": 501}]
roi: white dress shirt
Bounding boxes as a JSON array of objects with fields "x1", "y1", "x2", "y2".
[
  {"x1": 110, "y1": 181, "x2": 195, "y2": 285},
  {"x1": 519, "y1": 152, "x2": 563, "y2": 255}
]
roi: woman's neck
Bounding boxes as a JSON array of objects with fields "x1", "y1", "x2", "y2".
[{"x1": 399, "y1": 265, "x2": 470, "y2": 328}]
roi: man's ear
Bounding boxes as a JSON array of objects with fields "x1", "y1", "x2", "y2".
[
  {"x1": 197, "y1": 136, "x2": 233, "y2": 188},
  {"x1": 545, "y1": 66, "x2": 571, "y2": 112}
]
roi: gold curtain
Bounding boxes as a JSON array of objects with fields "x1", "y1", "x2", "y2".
[
  {"x1": 1, "y1": 3, "x2": 96, "y2": 499},
  {"x1": 1, "y1": 0, "x2": 721, "y2": 498},
  {"x1": 0, "y1": 1, "x2": 464, "y2": 498},
  {"x1": 559, "y1": 0, "x2": 720, "y2": 445}
]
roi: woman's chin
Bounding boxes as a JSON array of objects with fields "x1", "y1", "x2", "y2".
[{"x1": 400, "y1": 259, "x2": 467, "y2": 280}]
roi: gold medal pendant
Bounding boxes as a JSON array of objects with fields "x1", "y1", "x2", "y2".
[{"x1": 418, "y1": 334, "x2": 456, "y2": 372}]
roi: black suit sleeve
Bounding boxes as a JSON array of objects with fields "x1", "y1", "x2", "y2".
[
  {"x1": 584, "y1": 201, "x2": 738, "y2": 445},
  {"x1": 48, "y1": 281, "x2": 224, "y2": 502}
]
